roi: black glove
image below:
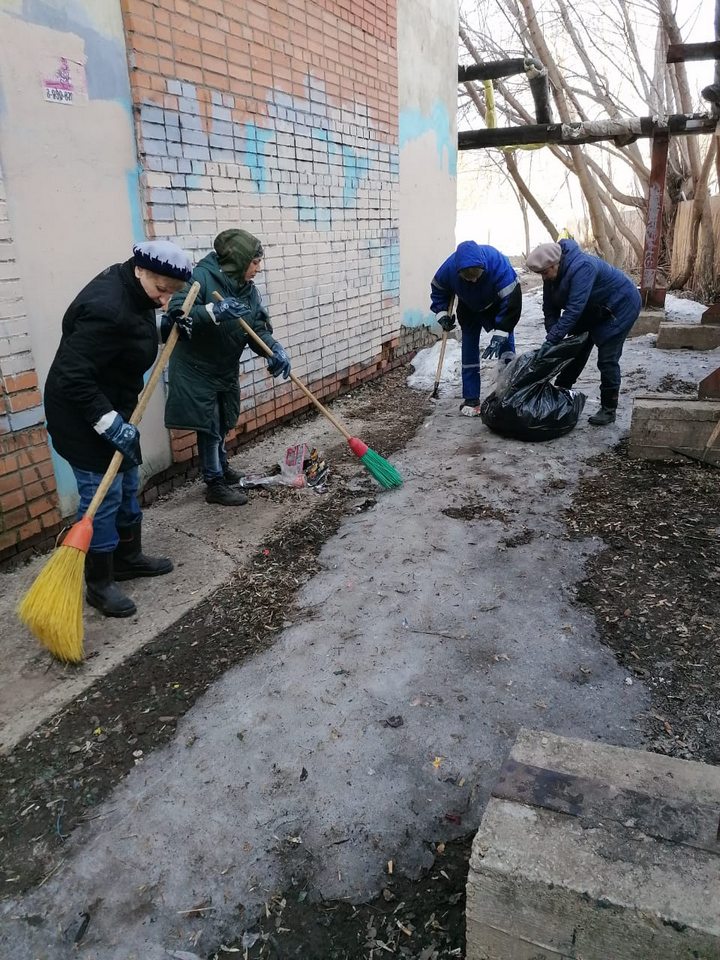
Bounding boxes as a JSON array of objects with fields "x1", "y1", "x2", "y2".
[
  {"x1": 267, "y1": 342, "x2": 291, "y2": 379},
  {"x1": 482, "y1": 335, "x2": 510, "y2": 360},
  {"x1": 160, "y1": 306, "x2": 193, "y2": 342},
  {"x1": 208, "y1": 297, "x2": 246, "y2": 324},
  {"x1": 535, "y1": 341, "x2": 553, "y2": 360},
  {"x1": 95, "y1": 412, "x2": 141, "y2": 466},
  {"x1": 436, "y1": 311, "x2": 456, "y2": 332}
]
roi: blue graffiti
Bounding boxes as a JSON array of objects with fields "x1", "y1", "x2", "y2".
[
  {"x1": 399, "y1": 102, "x2": 456, "y2": 175},
  {"x1": 243, "y1": 123, "x2": 275, "y2": 193}
]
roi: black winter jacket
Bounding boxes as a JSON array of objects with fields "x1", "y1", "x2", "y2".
[{"x1": 44, "y1": 260, "x2": 160, "y2": 472}]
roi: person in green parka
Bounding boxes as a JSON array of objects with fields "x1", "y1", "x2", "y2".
[{"x1": 163, "y1": 229, "x2": 291, "y2": 506}]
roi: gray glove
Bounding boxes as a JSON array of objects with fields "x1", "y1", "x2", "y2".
[{"x1": 482, "y1": 335, "x2": 510, "y2": 360}]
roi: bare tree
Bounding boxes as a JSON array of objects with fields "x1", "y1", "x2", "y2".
[{"x1": 459, "y1": 0, "x2": 714, "y2": 287}]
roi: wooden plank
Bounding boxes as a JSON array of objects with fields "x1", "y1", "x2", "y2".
[
  {"x1": 492, "y1": 759, "x2": 720, "y2": 854},
  {"x1": 667, "y1": 41, "x2": 720, "y2": 63}
]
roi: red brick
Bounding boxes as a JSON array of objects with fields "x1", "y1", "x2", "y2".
[
  {"x1": 2, "y1": 505, "x2": 29, "y2": 529},
  {"x1": 19, "y1": 518, "x2": 42, "y2": 539},
  {"x1": 1, "y1": 488, "x2": 25, "y2": 511},
  {"x1": 3, "y1": 370, "x2": 38, "y2": 393},
  {"x1": 27, "y1": 495, "x2": 56, "y2": 519},
  {"x1": 0, "y1": 471, "x2": 21, "y2": 494},
  {"x1": 7, "y1": 389, "x2": 42, "y2": 413}
]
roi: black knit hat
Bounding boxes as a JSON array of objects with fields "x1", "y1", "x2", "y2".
[{"x1": 133, "y1": 240, "x2": 192, "y2": 281}]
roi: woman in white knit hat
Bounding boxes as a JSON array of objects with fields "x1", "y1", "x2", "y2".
[
  {"x1": 44, "y1": 240, "x2": 192, "y2": 618},
  {"x1": 526, "y1": 238, "x2": 641, "y2": 425}
]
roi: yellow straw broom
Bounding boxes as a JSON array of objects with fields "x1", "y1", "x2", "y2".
[
  {"x1": 17, "y1": 281, "x2": 201, "y2": 664},
  {"x1": 212, "y1": 291, "x2": 403, "y2": 489}
]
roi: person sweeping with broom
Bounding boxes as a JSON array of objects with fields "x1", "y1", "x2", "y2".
[
  {"x1": 43, "y1": 240, "x2": 193, "y2": 618},
  {"x1": 429, "y1": 241, "x2": 522, "y2": 417},
  {"x1": 163, "y1": 228, "x2": 292, "y2": 506}
]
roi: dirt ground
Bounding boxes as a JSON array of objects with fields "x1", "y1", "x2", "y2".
[{"x1": 1, "y1": 291, "x2": 719, "y2": 959}]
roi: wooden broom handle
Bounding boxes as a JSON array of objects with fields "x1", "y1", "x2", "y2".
[
  {"x1": 85, "y1": 281, "x2": 201, "y2": 519},
  {"x1": 433, "y1": 294, "x2": 456, "y2": 384},
  {"x1": 212, "y1": 291, "x2": 353, "y2": 441}
]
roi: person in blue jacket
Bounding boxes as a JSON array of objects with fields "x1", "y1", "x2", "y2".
[
  {"x1": 430, "y1": 241, "x2": 522, "y2": 416},
  {"x1": 526, "y1": 239, "x2": 641, "y2": 425}
]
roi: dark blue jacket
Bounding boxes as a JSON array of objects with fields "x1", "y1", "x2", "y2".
[
  {"x1": 431, "y1": 242, "x2": 518, "y2": 331},
  {"x1": 543, "y1": 239, "x2": 641, "y2": 345}
]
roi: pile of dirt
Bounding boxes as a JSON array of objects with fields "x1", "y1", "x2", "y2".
[{"x1": 566, "y1": 440, "x2": 720, "y2": 763}]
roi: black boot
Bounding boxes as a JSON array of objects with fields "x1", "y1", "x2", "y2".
[
  {"x1": 114, "y1": 521, "x2": 173, "y2": 580},
  {"x1": 588, "y1": 389, "x2": 618, "y2": 426},
  {"x1": 205, "y1": 479, "x2": 248, "y2": 506},
  {"x1": 222, "y1": 465, "x2": 244, "y2": 485},
  {"x1": 85, "y1": 551, "x2": 137, "y2": 618}
]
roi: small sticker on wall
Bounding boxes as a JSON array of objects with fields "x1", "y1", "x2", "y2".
[{"x1": 42, "y1": 57, "x2": 87, "y2": 105}]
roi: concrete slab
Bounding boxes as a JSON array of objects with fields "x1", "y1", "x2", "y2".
[
  {"x1": 466, "y1": 729, "x2": 720, "y2": 960},
  {"x1": 628, "y1": 396, "x2": 720, "y2": 465},
  {"x1": 657, "y1": 322, "x2": 720, "y2": 350},
  {"x1": 627, "y1": 308, "x2": 663, "y2": 338}
]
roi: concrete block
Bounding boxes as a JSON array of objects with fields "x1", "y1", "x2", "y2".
[
  {"x1": 656, "y1": 322, "x2": 720, "y2": 350},
  {"x1": 628, "y1": 396, "x2": 720, "y2": 465},
  {"x1": 627, "y1": 308, "x2": 663, "y2": 338},
  {"x1": 466, "y1": 729, "x2": 720, "y2": 960}
]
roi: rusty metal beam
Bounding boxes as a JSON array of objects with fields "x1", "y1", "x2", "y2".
[
  {"x1": 458, "y1": 113, "x2": 718, "y2": 150},
  {"x1": 667, "y1": 41, "x2": 720, "y2": 63},
  {"x1": 640, "y1": 133, "x2": 669, "y2": 309},
  {"x1": 699, "y1": 367, "x2": 720, "y2": 399}
]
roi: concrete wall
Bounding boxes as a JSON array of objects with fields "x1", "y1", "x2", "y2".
[
  {"x1": 397, "y1": 0, "x2": 457, "y2": 328},
  {"x1": 0, "y1": 0, "x2": 171, "y2": 521}
]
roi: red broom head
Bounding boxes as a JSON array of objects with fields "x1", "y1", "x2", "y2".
[{"x1": 347, "y1": 437, "x2": 368, "y2": 458}]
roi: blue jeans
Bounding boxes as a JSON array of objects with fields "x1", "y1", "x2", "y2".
[
  {"x1": 197, "y1": 399, "x2": 229, "y2": 483},
  {"x1": 72, "y1": 466, "x2": 142, "y2": 553},
  {"x1": 458, "y1": 309, "x2": 517, "y2": 403}
]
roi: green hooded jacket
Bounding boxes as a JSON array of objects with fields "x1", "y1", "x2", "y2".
[{"x1": 164, "y1": 236, "x2": 277, "y2": 435}]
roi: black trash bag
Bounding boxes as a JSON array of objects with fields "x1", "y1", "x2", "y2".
[{"x1": 480, "y1": 334, "x2": 589, "y2": 442}]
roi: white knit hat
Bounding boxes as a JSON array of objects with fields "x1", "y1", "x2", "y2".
[{"x1": 133, "y1": 240, "x2": 192, "y2": 281}]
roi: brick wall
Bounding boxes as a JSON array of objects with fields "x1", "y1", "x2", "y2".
[
  {"x1": 0, "y1": 162, "x2": 62, "y2": 559},
  {"x1": 120, "y1": 0, "x2": 410, "y2": 462}
]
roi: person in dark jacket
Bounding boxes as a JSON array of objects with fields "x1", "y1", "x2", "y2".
[
  {"x1": 163, "y1": 229, "x2": 291, "y2": 506},
  {"x1": 44, "y1": 240, "x2": 192, "y2": 617},
  {"x1": 430, "y1": 241, "x2": 522, "y2": 416},
  {"x1": 526, "y1": 239, "x2": 641, "y2": 425}
]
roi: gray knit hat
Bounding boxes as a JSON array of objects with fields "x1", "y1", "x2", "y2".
[{"x1": 526, "y1": 242, "x2": 562, "y2": 273}]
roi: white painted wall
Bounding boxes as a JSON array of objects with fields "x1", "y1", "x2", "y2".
[
  {"x1": 397, "y1": 0, "x2": 458, "y2": 328},
  {"x1": 0, "y1": 0, "x2": 171, "y2": 514}
]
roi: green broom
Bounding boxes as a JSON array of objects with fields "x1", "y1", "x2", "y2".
[{"x1": 213, "y1": 292, "x2": 402, "y2": 489}]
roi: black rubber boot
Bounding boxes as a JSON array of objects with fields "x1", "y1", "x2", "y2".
[
  {"x1": 588, "y1": 389, "x2": 618, "y2": 426},
  {"x1": 85, "y1": 551, "x2": 137, "y2": 618},
  {"x1": 205, "y1": 479, "x2": 249, "y2": 506},
  {"x1": 114, "y1": 521, "x2": 173, "y2": 581}
]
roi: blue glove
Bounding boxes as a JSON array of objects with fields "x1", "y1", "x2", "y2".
[
  {"x1": 267, "y1": 342, "x2": 291, "y2": 379},
  {"x1": 160, "y1": 306, "x2": 193, "y2": 342},
  {"x1": 95, "y1": 412, "x2": 141, "y2": 465},
  {"x1": 209, "y1": 297, "x2": 246, "y2": 324},
  {"x1": 482, "y1": 335, "x2": 510, "y2": 360},
  {"x1": 436, "y1": 311, "x2": 456, "y2": 332}
]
